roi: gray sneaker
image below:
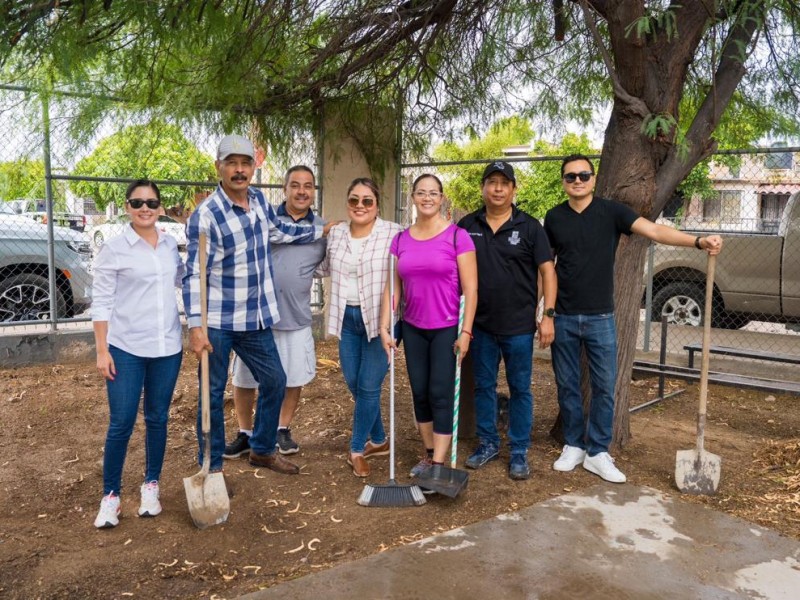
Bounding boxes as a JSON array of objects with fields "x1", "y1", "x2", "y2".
[{"x1": 276, "y1": 428, "x2": 300, "y2": 455}]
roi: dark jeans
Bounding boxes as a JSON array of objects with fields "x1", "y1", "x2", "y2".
[
  {"x1": 471, "y1": 326, "x2": 534, "y2": 455},
  {"x1": 551, "y1": 313, "x2": 617, "y2": 456},
  {"x1": 402, "y1": 321, "x2": 457, "y2": 434},
  {"x1": 203, "y1": 327, "x2": 286, "y2": 470},
  {"x1": 103, "y1": 346, "x2": 182, "y2": 495},
  {"x1": 339, "y1": 305, "x2": 388, "y2": 453}
]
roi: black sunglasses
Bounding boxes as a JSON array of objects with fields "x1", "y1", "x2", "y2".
[
  {"x1": 127, "y1": 198, "x2": 161, "y2": 209},
  {"x1": 562, "y1": 171, "x2": 593, "y2": 184},
  {"x1": 347, "y1": 196, "x2": 375, "y2": 208}
]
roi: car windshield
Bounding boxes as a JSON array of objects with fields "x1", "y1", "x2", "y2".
[{"x1": 0, "y1": 203, "x2": 17, "y2": 215}]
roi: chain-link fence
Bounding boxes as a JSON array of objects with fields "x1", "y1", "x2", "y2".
[
  {"x1": 0, "y1": 85, "x2": 322, "y2": 332},
  {"x1": 400, "y1": 149, "x2": 800, "y2": 385}
]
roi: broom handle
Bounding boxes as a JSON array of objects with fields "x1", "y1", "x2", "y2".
[
  {"x1": 388, "y1": 254, "x2": 396, "y2": 482},
  {"x1": 697, "y1": 254, "x2": 716, "y2": 453},
  {"x1": 451, "y1": 295, "x2": 465, "y2": 469},
  {"x1": 199, "y1": 232, "x2": 211, "y2": 475}
]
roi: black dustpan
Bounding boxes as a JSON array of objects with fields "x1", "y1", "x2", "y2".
[{"x1": 417, "y1": 464, "x2": 469, "y2": 498}]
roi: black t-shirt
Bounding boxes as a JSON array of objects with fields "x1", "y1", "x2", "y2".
[
  {"x1": 544, "y1": 197, "x2": 639, "y2": 315},
  {"x1": 458, "y1": 205, "x2": 553, "y2": 335}
]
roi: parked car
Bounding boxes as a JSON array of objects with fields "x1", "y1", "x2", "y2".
[
  {"x1": 23, "y1": 211, "x2": 87, "y2": 232},
  {"x1": 646, "y1": 191, "x2": 800, "y2": 329},
  {"x1": 87, "y1": 214, "x2": 187, "y2": 249},
  {"x1": 0, "y1": 203, "x2": 92, "y2": 321}
]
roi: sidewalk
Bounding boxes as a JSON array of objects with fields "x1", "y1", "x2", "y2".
[{"x1": 243, "y1": 485, "x2": 800, "y2": 599}]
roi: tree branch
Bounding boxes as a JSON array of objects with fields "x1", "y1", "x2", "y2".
[
  {"x1": 577, "y1": 0, "x2": 648, "y2": 118},
  {"x1": 654, "y1": 3, "x2": 763, "y2": 212}
]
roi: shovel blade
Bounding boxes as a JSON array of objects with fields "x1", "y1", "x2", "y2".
[
  {"x1": 183, "y1": 471, "x2": 230, "y2": 529},
  {"x1": 417, "y1": 464, "x2": 469, "y2": 498},
  {"x1": 675, "y1": 449, "x2": 721, "y2": 495}
]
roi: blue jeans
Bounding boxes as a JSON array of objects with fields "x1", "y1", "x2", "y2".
[
  {"x1": 551, "y1": 313, "x2": 617, "y2": 456},
  {"x1": 103, "y1": 346, "x2": 182, "y2": 495},
  {"x1": 471, "y1": 326, "x2": 534, "y2": 455},
  {"x1": 203, "y1": 327, "x2": 286, "y2": 470},
  {"x1": 339, "y1": 305, "x2": 388, "y2": 453}
]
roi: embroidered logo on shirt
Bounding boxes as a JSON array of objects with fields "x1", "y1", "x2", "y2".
[{"x1": 509, "y1": 230, "x2": 521, "y2": 246}]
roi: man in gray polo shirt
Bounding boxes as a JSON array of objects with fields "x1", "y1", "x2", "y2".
[{"x1": 224, "y1": 165, "x2": 327, "y2": 458}]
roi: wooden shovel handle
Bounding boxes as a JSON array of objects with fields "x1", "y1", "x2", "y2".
[
  {"x1": 697, "y1": 254, "x2": 716, "y2": 452},
  {"x1": 199, "y1": 233, "x2": 211, "y2": 435}
]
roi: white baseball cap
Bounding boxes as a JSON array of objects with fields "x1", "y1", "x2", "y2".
[{"x1": 217, "y1": 134, "x2": 255, "y2": 161}]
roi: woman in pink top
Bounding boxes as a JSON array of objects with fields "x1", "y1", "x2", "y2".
[{"x1": 380, "y1": 174, "x2": 477, "y2": 478}]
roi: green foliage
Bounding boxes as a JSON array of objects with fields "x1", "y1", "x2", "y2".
[
  {"x1": 518, "y1": 133, "x2": 598, "y2": 218},
  {"x1": 432, "y1": 118, "x2": 597, "y2": 218},
  {"x1": 432, "y1": 116, "x2": 533, "y2": 212},
  {"x1": 69, "y1": 121, "x2": 216, "y2": 210},
  {"x1": 0, "y1": 158, "x2": 44, "y2": 200}
]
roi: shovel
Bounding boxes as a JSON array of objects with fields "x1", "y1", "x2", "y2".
[
  {"x1": 417, "y1": 296, "x2": 470, "y2": 498},
  {"x1": 184, "y1": 232, "x2": 230, "y2": 528},
  {"x1": 675, "y1": 254, "x2": 722, "y2": 495}
]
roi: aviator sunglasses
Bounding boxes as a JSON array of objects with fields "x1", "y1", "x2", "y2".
[
  {"x1": 562, "y1": 171, "x2": 593, "y2": 184},
  {"x1": 347, "y1": 196, "x2": 375, "y2": 208},
  {"x1": 127, "y1": 198, "x2": 161, "y2": 209}
]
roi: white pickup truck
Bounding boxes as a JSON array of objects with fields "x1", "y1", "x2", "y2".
[{"x1": 648, "y1": 191, "x2": 800, "y2": 329}]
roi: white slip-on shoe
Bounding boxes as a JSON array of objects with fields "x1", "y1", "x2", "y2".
[
  {"x1": 553, "y1": 445, "x2": 587, "y2": 472},
  {"x1": 583, "y1": 452, "x2": 627, "y2": 483}
]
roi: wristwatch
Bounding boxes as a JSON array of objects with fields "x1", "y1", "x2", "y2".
[{"x1": 543, "y1": 308, "x2": 556, "y2": 318}]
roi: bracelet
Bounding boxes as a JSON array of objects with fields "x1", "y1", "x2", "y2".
[
  {"x1": 694, "y1": 235, "x2": 703, "y2": 250},
  {"x1": 460, "y1": 329, "x2": 474, "y2": 340}
]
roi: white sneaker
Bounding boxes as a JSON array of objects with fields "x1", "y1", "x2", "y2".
[
  {"x1": 553, "y1": 445, "x2": 587, "y2": 472},
  {"x1": 138, "y1": 481, "x2": 162, "y2": 517},
  {"x1": 583, "y1": 452, "x2": 627, "y2": 483},
  {"x1": 94, "y1": 493, "x2": 120, "y2": 529}
]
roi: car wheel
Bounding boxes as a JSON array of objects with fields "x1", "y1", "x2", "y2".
[
  {"x1": 652, "y1": 282, "x2": 706, "y2": 327},
  {"x1": 94, "y1": 230, "x2": 105, "y2": 246},
  {"x1": 0, "y1": 273, "x2": 66, "y2": 322}
]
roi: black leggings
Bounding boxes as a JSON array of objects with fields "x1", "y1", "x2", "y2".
[{"x1": 402, "y1": 321, "x2": 457, "y2": 435}]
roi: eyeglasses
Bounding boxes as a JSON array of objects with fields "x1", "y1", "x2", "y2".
[
  {"x1": 127, "y1": 198, "x2": 161, "y2": 209},
  {"x1": 562, "y1": 172, "x2": 593, "y2": 184},
  {"x1": 412, "y1": 190, "x2": 442, "y2": 200},
  {"x1": 347, "y1": 196, "x2": 375, "y2": 208}
]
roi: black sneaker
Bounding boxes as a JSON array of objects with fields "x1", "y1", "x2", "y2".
[
  {"x1": 223, "y1": 431, "x2": 251, "y2": 459},
  {"x1": 465, "y1": 442, "x2": 499, "y2": 469},
  {"x1": 509, "y1": 454, "x2": 531, "y2": 480},
  {"x1": 276, "y1": 428, "x2": 300, "y2": 455}
]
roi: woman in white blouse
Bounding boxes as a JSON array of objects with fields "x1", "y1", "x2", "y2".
[
  {"x1": 318, "y1": 178, "x2": 401, "y2": 477},
  {"x1": 91, "y1": 179, "x2": 184, "y2": 529}
]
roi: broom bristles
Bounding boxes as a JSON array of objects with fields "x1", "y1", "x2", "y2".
[{"x1": 357, "y1": 481, "x2": 426, "y2": 507}]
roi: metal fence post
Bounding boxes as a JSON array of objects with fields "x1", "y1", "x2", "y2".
[
  {"x1": 41, "y1": 93, "x2": 58, "y2": 332},
  {"x1": 643, "y1": 242, "x2": 655, "y2": 352}
]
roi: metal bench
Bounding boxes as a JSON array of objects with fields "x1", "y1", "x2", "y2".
[
  {"x1": 684, "y1": 343, "x2": 800, "y2": 370},
  {"x1": 632, "y1": 360, "x2": 800, "y2": 397}
]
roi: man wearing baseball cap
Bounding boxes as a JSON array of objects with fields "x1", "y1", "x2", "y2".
[
  {"x1": 456, "y1": 161, "x2": 557, "y2": 480},
  {"x1": 183, "y1": 134, "x2": 334, "y2": 482}
]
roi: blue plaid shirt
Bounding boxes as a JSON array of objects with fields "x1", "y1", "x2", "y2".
[{"x1": 182, "y1": 184, "x2": 322, "y2": 331}]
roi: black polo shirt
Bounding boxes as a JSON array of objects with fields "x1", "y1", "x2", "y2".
[
  {"x1": 544, "y1": 196, "x2": 639, "y2": 315},
  {"x1": 458, "y1": 205, "x2": 553, "y2": 336}
]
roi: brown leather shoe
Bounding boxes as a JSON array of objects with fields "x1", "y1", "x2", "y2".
[
  {"x1": 249, "y1": 451, "x2": 300, "y2": 475},
  {"x1": 347, "y1": 454, "x2": 370, "y2": 477},
  {"x1": 363, "y1": 440, "x2": 390, "y2": 459}
]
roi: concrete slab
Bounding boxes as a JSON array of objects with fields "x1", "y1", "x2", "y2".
[{"x1": 244, "y1": 485, "x2": 800, "y2": 600}]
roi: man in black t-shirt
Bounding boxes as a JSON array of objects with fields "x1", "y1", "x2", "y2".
[
  {"x1": 544, "y1": 154, "x2": 723, "y2": 483},
  {"x1": 457, "y1": 161, "x2": 557, "y2": 480}
]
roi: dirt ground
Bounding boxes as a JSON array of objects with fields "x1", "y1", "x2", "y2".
[{"x1": 1, "y1": 338, "x2": 798, "y2": 599}]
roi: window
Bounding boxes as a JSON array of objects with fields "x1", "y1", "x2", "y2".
[
  {"x1": 764, "y1": 142, "x2": 793, "y2": 170},
  {"x1": 704, "y1": 190, "x2": 741, "y2": 221},
  {"x1": 760, "y1": 192, "x2": 790, "y2": 233}
]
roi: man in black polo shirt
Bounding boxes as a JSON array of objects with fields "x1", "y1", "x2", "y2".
[
  {"x1": 544, "y1": 153, "x2": 723, "y2": 483},
  {"x1": 457, "y1": 161, "x2": 557, "y2": 480}
]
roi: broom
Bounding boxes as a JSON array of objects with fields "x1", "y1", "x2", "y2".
[{"x1": 357, "y1": 254, "x2": 426, "y2": 507}]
